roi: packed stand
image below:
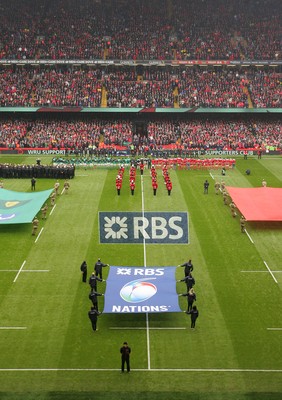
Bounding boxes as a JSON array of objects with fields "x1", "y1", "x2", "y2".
[
  {"x1": 0, "y1": 66, "x2": 280, "y2": 108},
  {"x1": 0, "y1": 118, "x2": 280, "y2": 152},
  {"x1": 0, "y1": 0, "x2": 280, "y2": 61}
]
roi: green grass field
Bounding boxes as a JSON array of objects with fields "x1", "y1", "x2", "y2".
[{"x1": 0, "y1": 155, "x2": 281, "y2": 400}]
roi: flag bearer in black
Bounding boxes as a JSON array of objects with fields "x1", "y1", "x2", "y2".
[
  {"x1": 180, "y1": 288, "x2": 197, "y2": 312},
  {"x1": 89, "y1": 272, "x2": 104, "y2": 291},
  {"x1": 120, "y1": 342, "x2": 131, "y2": 373},
  {"x1": 80, "y1": 261, "x2": 87, "y2": 283},
  {"x1": 89, "y1": 290, "x2": 104, "y2": 311},
  {"x1": 179, "y1": 259, "x2": 193, "y2": 277},
  {"x1": 88, "y1": 307, "x2": 101, "y2": 331},
  {"x1": 94, "y1": 258, "x2": 109, "y2": 279},
  {"x1": 178, "y1": 272, "x2": 195, "y2": 292},
  {"x1": 186, "y1": 305, "x2": 199, "y2": 329}
]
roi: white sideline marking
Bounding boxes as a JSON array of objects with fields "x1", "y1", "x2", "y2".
[
  {"x1": 267, "y1": 328, "x2": 282, "y2": 331},
  {"x1": 0, "y1": 368, "x2": 281, "y2": 373},
  {"x1": 0, "y1": 327, "x2": 27, "y2": 330},
  {"x1": 49, "y1": 204, "x2": 56, "y2": 215},
  {"x1": 13, "y1": 260, "x2": 26, "y2": 283},
  {"x1": 209, "y1": 172, "x2": 214, "y2": 180},
  {"x1": 35, "y1": 227, "x2": 44, "y2": 243},
  {"x1": 263, "y1": 261, "x2": 278, "y2": 284},
  {"x1": 61, "y1": 188, "x2": 65, "y2": 195},
  {"x1": 245, "y1": 229, "x2": 254, "y2": 244},
  {"x1": 110, "y1": 327, "x2": 186, "y2": 330}
]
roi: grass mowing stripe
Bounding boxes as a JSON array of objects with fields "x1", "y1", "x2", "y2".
[{"x1": 0, "y1": 367, "x2": 281, "y2": 372}]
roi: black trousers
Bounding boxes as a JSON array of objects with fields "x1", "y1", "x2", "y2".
[
  {"x1": 91, "y1": 320, "x2": 97, "y2": 331},
  {"x1": 121, "y1": 357, "x2": 130, "y2": 372}
]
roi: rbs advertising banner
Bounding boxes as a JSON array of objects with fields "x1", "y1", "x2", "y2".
[
  {"x1": 103, "y1": 266, "x2": 181, "y2": 314},
  {"x1": 99, "y1": 212, "x2": 189, "y2": 244}
]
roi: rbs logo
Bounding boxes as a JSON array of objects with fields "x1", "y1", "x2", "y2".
[{"x1": 99, "y1": 212, "x2": 188, "y2": 244}]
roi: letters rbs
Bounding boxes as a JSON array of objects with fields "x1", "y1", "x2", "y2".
[{"x1": 99, "y1": 212, "x2": 188, "y2": 244}]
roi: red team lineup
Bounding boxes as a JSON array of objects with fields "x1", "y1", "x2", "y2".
[{"x1": 115, "y1": 162, "x2": 173, "y2": 197}]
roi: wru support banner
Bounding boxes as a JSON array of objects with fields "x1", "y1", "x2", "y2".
[
  {"x1": 103, "y1": 266, "x2": 181, "y2": 314},
  {"x1": 0, "y1": 188, "x2": 53, "y2": 224}
]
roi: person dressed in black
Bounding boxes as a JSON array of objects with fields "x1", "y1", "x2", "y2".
[
  {"x1": 178, "y1": 272, "x2": 195, "y2": 292},
  {"x1": 179, "y1": 259, "x2": 193, "y2": 277},
  {"x1": 204, "y1": 179, "x2": 209, "y2": 194},
  {"x1": 89, "y1": 290, "x2": 104, "y2": 311},
  {"x1": 80, "y1": 261, "x2": 87, "y2": 283},
  {"x1": 88, "y1": 306, "x2": 101, "y2": 331},
  {"x1": 31, "y1": 177, "x2": 36, "y2": 191},
  {"x1": 180, "y1": 288, "x2": 196, "y2": 312},
  {"x1": 186, "y1": 305, "x2": 199, "y2": 329},
  {"x1": 94, "y1": 258, "x2": 109, "y2": 279},
  {"x1": 89, "y1": 272, "x2": 104, "y2": 292},
  {"x1": 120, "y1": 342, "x2": 131, "y2": 373}
]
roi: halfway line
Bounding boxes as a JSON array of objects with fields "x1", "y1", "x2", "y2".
[{"x1": 110, "y1": 327, "x2": 186, "y2": 330}]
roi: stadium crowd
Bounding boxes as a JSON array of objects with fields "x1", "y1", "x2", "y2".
[
  {"x1": 0, "y1": 118, "x2": 280, "y2": 152},
  {"x1": 0, "y1": 0, "x2": 280, "y2": 61},
  {"x1": 0, "y1": 66, "x2": 280, "y2": 108}
]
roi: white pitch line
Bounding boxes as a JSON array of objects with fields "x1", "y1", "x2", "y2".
[
  {"x1": 245, "y1": 229, "x2": 254, "y2": 244},
  {"x1": 0, "y1": 327, "x2": 27, "y2": 330},
  {"x1": 140, "y1": 174, "x2": 151, "y2": 371},
  {"x1": 49, "y1": 203, "x2": 56, "y2": 215},
  {"x1": 263, "y1": 261, "x2": 278, "y2": 284},
  {"x1": 61, "y1": 188, "x2": 65, "y2": 195},
  {"x1": 0, "y1": 368, "x2": 281, "y2": 373},
  {"x1": 35, "y1": 227, "x2": 44, "y2": 243},
  {"x1": 13, "y1": 260, "x2": 26, "y2": 283},
  {"x1": 0, "y1": 270, "x2": 49, "y2": 273},
  {"x1": 241, "y1": 270, "x2": 282, "y2": 273},
  {"x1": 110, "y1": 327, "x2": 186, "y2": 330},
  {"x1": 267, "y1": 328, "x2": 282, "y2": 331},
  {"x1": 209, "y1": 172, "x2": 214, "y2": 180}
]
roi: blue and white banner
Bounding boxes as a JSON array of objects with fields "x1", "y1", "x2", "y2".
[
  {"x1": 99, "y1": 212, "x2": 188, "y2": 244},
  {"x1": 103, "y1": 266, "x2": 181, "y2": 314}
]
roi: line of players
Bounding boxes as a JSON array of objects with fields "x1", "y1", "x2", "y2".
[{"x1": 177, "y1": 259, "x2": 199, "y2": 329}]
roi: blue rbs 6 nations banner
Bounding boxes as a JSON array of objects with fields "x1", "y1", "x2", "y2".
[
  {"x1": 103, "y1": 266, "x2": 182, "y2": 314},
  {"x1": 0, "y1": 188, "x2": 53, "y2": 224},
  {"x1": 99, "y1": 212, "x2": 189, "y2": 244}
]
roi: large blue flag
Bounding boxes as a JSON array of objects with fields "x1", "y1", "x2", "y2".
[
  {"x1": 103, "y1": 266, "x2": 181, "y2": 314},
  {"x1": 0, "y1": 188, "x2": 53, "y2": 224}
]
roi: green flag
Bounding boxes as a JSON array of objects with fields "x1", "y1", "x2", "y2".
[{"x1": 0, "y1": 188, "x2": 53, "y2": 224}]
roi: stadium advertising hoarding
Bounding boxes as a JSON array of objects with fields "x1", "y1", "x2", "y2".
[{"x1": 103, "y1": 266, "x2": 181, "y2": 314}]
